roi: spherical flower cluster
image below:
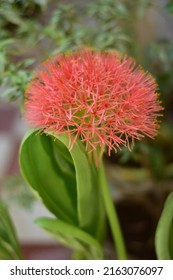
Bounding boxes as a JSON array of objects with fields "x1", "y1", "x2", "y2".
[{"x1": 24, "y1": 49, "x2": 163, "y2": 155}]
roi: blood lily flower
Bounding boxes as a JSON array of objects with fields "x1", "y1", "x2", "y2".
[{"x1": 24, "y1": 49, "x2": 163, "y2": 155}]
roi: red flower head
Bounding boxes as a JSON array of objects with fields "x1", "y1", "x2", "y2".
[{"x1": 24, "y1": 49, "x2": 163, "y2": 156}]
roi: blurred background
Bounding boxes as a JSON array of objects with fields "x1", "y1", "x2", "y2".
[{"x1": 0, "y1": 0, "x2": 173, "y2": 259}]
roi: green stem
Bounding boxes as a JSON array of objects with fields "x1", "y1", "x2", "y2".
[{"x1": 99, "y1": 161, "x2": 127, "y2": 260}]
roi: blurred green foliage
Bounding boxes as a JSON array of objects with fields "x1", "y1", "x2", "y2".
[
  {"x1": 0, "y1": 200, "x2": 23, "y2": 259},
  {"x1": 165, "y1": 0, "x2": 173, "y2": 13},
  {"x1": 2, "y1": 175, "x2": 35, "y2": 210},
  {"x1": 0, "y1": 0, "x2": 152, "y2": 103},
  {"x1": 1, "y1": 0, "x2": 173, "y2": 182},
  {"x1": 111, "y1": 122, "x2": 173, "y2": 181},
  {"x1": 145, "y1": 40, "x2": 173, "y2": 110}
]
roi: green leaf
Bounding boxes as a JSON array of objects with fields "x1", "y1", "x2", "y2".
[
  {"x1": 0, "y1": 6, "x2": 23, "y2": 26},
  {"x1": 19, "y1": 130, "x2": 106, "y2": 242},
  {"x1": 55, "y1": 134, "x2": 106, "y2": 241},
  {"x1": 155, "y1": 192, "x2": 173, "y2": 259},
  {"x1": 0, "y1": 201, "x2": 22, "y2": 260},
  {"x1": 35, "y1": 217, "x2": 103, "y2": 259},
  {"x1": 19, "y1": 130, "x2": 78, "y2": 225}
]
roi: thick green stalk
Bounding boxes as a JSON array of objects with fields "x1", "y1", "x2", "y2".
[{"x1": 99, "y1": 161, "x2": 127, "y2": 260}]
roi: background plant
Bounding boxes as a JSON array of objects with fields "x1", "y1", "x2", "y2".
[{"x1": 0, "y1": 0, "x2": 153, "y2": 103}]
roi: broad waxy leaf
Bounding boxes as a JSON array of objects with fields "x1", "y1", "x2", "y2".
[
  {"x1": 19, "y1": 130, "x2": 106, "y2": 246},
  {"x1": 0, "y1": 201, "x2": 22, "y2": 260},
  {"x1": 20, "y1": 130, "x2": 78, "y2": 225},
  {"x1": 155, "y1": 192, "x2": 173, "y2": 259},
  {"x1": 35, "y1": 217, "x2": 103, "y2": 259}
]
